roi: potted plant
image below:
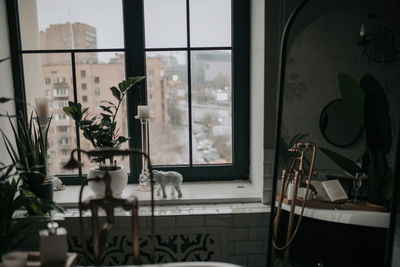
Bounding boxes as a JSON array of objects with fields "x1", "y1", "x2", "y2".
[
  {"x1": 0, "y1": 96, "x2": 63, "y2": 257},
  {"x1": 320, "y1": 73, "x2": 393, "y2": 206},
  {"x1": 1, "y1": 110, "x2": 54, "y2": 201},
  {"x1": 0, "y1": 163, "x2": 63, "y2": 257},
  {"x1": 63, "y1": 76, "x2": 145, "y2": 196}
]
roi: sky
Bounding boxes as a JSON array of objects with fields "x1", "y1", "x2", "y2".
[{"x1": 31, "y1": 0, "x2": 231, "y2": 62}]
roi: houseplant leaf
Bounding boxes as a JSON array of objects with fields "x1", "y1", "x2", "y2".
[
  {"x1": 320, "y1": 147, "x2": 363, "y2": 176},
  {"x1": 360, "y1": 74, "x2": 392, "y2": 153},
  {"x1": 110, "y1": 86, "x2": 121, "y2": 101},
  {"x1": 0, "y1": 97, "x2": 12, "y2": 103},
  {"x1": 338, "y1": 73, "x2": 365, "y2": 127}
]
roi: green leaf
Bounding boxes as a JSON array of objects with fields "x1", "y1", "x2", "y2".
[
  {"x1": 127, "y1": 76, "x2": 146, "y2": 85},
  {"x1": 118, "y1": 81, "x2": 127, "y2": 92},
  {"x1": 79, "y1": 119, "x2": 94, "y2": 125},
  {"x1": 100, "y1": 100, "x2": 116, "y2": 107},
  {"x1": 100, "y1": 105, "x2": 113, "y2": 114},
  {"x1": 338, "y1": 73, "x2": 365, "y2": 127},
  {"x1": 0, "y1": 97, "x2": 12, "y2": 103},
  {"x1": 116, "y1": 136, "x2": 129, "y2": 144},
  {"x1": 319, "y1": 147, "x2": 363, "y2": 176},
  {"x1": 110, "y1": 86, "x2": 121, "y2": 101},
  {"x1": 360, "y1": 74, "x2": 392, "y2": 154}
]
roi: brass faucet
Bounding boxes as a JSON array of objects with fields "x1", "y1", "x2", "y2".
[
  {"x1": 272, "y1": 142, "x2": 317, "y2": 267},
  {"x1": 64, "y1": 148, "x2": 156, "y2": 266}
]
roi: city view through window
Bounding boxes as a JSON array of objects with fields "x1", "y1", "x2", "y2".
[{"x1": 19, "y1": 0, "x2": 233, "y2": 176}]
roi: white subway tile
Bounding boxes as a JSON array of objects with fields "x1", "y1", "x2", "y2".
[
  {"x1": 228, "y1": 228, "x2": 248, "y2": 241},
  {"x1": 176, "y1": 215, "x2": 205, "y2": 226},
  {"x1": 234, "y1": 214, "x2": 263, "y2": 227},
  {"x1": 249, "y1": 227, "x2": 269, "y2": 241},
  {"x1": 206, "y1": 215, "x2": 233, "y2": 226},
  {"x1": 235, "y1": 241, "x2": 264, "y2": 254}
]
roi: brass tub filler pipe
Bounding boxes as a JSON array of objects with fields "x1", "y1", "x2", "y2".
[
  {"x1": 272, "y1": 142, "x2": 317, "y2": 267},
  {"x1": 64, "y1": 148, "x2": 156, "y2": 265}
]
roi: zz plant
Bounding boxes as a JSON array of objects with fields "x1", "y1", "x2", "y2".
[{"x1": 63, "y1": 76, "x2": 145, "y2": 170}]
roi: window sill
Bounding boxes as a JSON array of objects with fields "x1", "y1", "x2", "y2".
[{"x1": 54, "y1": 180, "x2": 262, "y2": 208}]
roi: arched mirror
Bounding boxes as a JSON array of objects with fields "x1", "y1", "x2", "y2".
[
  {"x1": 267, "y1": 2, "x2": 400, "y2": 267},
  {"x1": 319, "y1": 99, "x2": 363, "y2": 147}
]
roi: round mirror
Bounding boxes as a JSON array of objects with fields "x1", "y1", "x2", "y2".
[{"x1": 319, "y1": 99, "x2": 363, "y2": 147}]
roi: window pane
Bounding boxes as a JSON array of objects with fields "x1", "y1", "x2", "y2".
[
  {"x1": 189, "y1": 0, "x2": 231, "y2": 47},
  {"x1": 144, "y1": 0, "x2": 187, "y2": 48},
  {"x1": 23, "y1": 53, "x2": 78, "y2": 175},
  {"x1": 75, "y1": 52, "x2": 129, "y2": 174},
  {"x1": 191, "y1": 51, "x2": 232, "y2": 164},
  {"x1": 19, "y1": 0, "x2": 124, "y2": 50},
  {"x1": 146, "y1": 52, "x2": 189, "y2": 165}
]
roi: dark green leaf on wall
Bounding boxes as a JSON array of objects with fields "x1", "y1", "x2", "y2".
[
  {"x1": 338, "y1": 73, "x2": 365, "y2": 126},
  {"x1": 360, "y1": 74, "x2": 392, "y2": 154},
  {"x1": 319, "y1": 147, "x2": 362, "y2": 176}
]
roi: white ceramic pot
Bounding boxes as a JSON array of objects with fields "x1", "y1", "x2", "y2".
[{"x1": 87, "y1": 166, "x2": 128, "y2": 197}]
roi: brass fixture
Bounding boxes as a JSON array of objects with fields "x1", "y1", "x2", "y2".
[
  {"x1": 64, "y1": 148, "x2": 156, "y2": 265},
  {"x1": 272, "y1": 142, "x2": 317, "y2": 267}
]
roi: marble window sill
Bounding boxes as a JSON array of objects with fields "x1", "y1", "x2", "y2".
[{"x1": 51, "y1": 181, "x2": 270, "y2": 217}]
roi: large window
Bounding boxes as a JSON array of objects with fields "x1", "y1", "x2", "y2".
[{"x1": 7, "y1": 0, "x2": 249, "y2": 183}]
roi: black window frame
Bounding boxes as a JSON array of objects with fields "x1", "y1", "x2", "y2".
[{"x1": 6, "y1": 0, "x2": 250, "y2": 184}]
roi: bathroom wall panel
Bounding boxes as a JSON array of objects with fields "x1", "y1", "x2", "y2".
[{"x1": 15, "y1": 212, "x2": 270, "y2": 267}]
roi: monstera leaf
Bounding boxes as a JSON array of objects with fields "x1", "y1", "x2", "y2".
[
  {"x1": 360, "y1": 74, "x2": 392, "y2": 154},
  {"x1": 338, "y1": 73, "x2": 365, "y2": 127},
  {"x1": 320, "y1": 147, "x2": 363, "y2": 176}
]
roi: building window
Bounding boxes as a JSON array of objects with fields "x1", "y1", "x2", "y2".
[
  {"x1": 56, "y1": 77, "x2": 65, "y2": 83},
  {"x1": 53, "y1": 100, "x2": 69, "y2": 110},
  {"x1": 60, "y1": 149, "x2": 69, "y2": 157},
  {"x1": 10, "y1": 0, "x2": 249, "y2": 182},
  {"x1": 57, "y1": 126, "x2": 70, "y2": 133},
  {"x1": 53, "y1": 88, "x2": 68, "y2": 97},
  {"x1": 58, "y1": 137, "x2": 70, "y2": 145},
  {"x1": 55, "y1": 113, "x2": 69, "y2": 121},
  {"x1": 45, "y1": 78, "x2": 51, "y2": 85}
]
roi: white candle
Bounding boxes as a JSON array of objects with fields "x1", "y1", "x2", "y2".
[
  {"x1": 137, "y1": 105, "x2": 150, "y2": 118},
  {"x1": 35, "y1": 97, "x2": 50, "y2": 118},
  {"x1": 360, "y1": 23, "x2": 366, "y2": 38}
]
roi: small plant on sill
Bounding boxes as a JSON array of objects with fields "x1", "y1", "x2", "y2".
[{"x1": 63, "y1": 76, "x2": 145, "y2": 170}]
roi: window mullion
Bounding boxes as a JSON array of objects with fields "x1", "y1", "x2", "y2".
[
  {"x1": 123, "y1": 0, "x2": 146, "y2": 182},
  {"x1": 186, "y1": 0, "x2": 193, "y2": 166},
  {"x1": 6, "y1": 0, "x2": 27, "y2": 120},
  {"x1": 70, "y1": 51, "x2": 83, "y2": 177}
]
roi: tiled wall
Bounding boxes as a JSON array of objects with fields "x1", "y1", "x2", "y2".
[{"x1": 15, "y1": 204, "x2": 270, "y2": 267}]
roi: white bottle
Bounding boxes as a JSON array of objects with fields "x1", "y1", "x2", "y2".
[{"x1": 39, "y1": 222, "x2": 68, "y2": 265}]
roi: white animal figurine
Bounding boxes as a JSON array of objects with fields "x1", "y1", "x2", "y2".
[{"x1": 152, "y1": 170, "x2": 183, "y2": 198}]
